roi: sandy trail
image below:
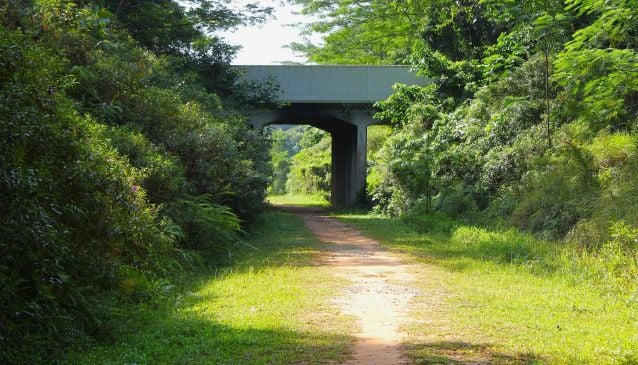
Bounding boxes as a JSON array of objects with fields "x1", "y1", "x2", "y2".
[{"x1": 286, "y1": 206, "x2": 419, "y2": 365}]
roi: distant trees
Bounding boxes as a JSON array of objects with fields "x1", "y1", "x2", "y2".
[
  {"x1": 269, "y1": 129, "x2": 293, "y2": 195},
  {"x1": 267, "y1": 124, "x2": 393, "y2": 200},
  {"x1": 267, "y1": 126, "x2": 330, "y2": 197},
  {"x1": 286, "y1": 129, "x2": 332, "y2": 196}
]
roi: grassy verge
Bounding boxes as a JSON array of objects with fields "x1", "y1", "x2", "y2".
[
  {"x1": 333, "y1": 212, "x2": 638, "y2": 364},
  {"x1": 267, "y1": 194, "x2": 330, "y2": 207},
  {"x1": 62, "y1": 209, "x2": 354, "y2": 364}
]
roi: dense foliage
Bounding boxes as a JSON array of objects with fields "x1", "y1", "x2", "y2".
[
  {"x1": 285, "y1": 127, "x2": 331, "y2": 196},
  {"x1": 0, "y1": 1, "x2": 275, "y2": 363},
  {"x1": 267, "y1": 126, "x2": 332, "y2": 197},
  {"x1": 290, "y1": 0, "x2": 638, "y2": 289},
  {"x1": 269, "y1": 125, "x2": 390, "y2": 200}
]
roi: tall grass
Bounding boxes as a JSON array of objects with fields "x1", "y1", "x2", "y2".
[
  {"x1": 398, "y1": 209, "x2": 638, "y2": 297},
  {"x1": 334, "y1": 211, "x2": 638, "y2": 363}
]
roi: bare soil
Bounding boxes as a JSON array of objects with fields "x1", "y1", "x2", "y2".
[{"x1": 285, "y1": 206, "x2": 419, "y2": 365}]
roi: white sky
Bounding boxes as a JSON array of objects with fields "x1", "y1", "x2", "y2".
[{"x1": 216, "y1": 0, "x2": 321, "y2": 65}]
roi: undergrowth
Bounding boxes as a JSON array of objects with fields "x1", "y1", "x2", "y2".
[
  {"x1": 61, "y1": 209, "x2": 354, "y2": 364},
  {"x1": 414, "y1": 214, "x2": 638, "y2": 297}
]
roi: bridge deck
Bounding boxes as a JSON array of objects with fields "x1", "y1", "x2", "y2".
[{"x1": 237, "y1": 65, "x2": 430, "y2": 104}]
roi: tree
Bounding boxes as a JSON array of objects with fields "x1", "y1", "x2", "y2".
[
  {"x1": 268, "y1": 129, "x2": 292, "y2": 195},
  {"x1": 95, "y1": 0, "x2": 272, "y2": 55},
  {"x1": 289, "y1": 0, "x2": 426, "y2": 64},
  {"x1": 554, "y1": 0, "x2": 638, "y2": 130}
]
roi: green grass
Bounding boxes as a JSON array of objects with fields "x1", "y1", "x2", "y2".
[
  {"x1": 332, "y1": 212, "x2": 638, "y2": 364},
  {"x1": 267, "y1": 194, "x2": 330, "y2": 207},
  {"x1": 62, "y1": 209, "x2": 354, "y2": 364}
]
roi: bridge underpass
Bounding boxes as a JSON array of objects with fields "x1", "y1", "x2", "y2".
[{"x1": 239, "y1": 65, "x2": 430, "y2": 207}]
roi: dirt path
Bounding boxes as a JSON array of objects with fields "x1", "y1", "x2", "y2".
[{"x1": 285, "y1": 206, "x2": 419, "y2": 365}]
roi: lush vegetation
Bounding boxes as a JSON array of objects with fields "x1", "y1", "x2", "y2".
[
  {"x1": 289, "y1": 0, "x2": 638, "y2": 284},
  {"x1": 62, "y1": 209, "x2": 354, "y2": 364},
  {"x1": 0, "y1": 1, "x2": 277, "y2": 363},
  {"x1": 4, "y1": 0, "x2": 638, "y2": 362},
  {"x1": 334, "y1": 212, "x2": 638, "y2": 363},
  {"x1": 268, "y1": 126, "x2": 331, "y2": 198},
  {"x1": 279, "y1": 6, "x2": 638, "y2": 359}
]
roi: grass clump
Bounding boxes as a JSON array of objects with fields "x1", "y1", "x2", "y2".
[
  {"x1": 401, "y1": 210, "x2": 458, "y2": 234},
  {"x1": 268, "y1": 194, "x2": 330, "y2": 207},
  {"x1": 448, "y1": 226, "x2": 554, "y2": 267}
]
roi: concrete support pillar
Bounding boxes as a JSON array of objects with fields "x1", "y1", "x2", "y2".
[
  {"x1": 330, "y1": 124, "x2": 367, "y2": 207},
  {"x1": 355, "y1": 124, "x2": 367, "y2": 202}
]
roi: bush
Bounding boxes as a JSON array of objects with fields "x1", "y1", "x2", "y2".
[
  {"x1": 61, "y1": 12, "x2": 270, "y2": 223},
  {"x1": 433, "y1": 188, "x2": 478, "y2": 218},
  {"x1": 167, "y1": 195, "x2": 244, "y2": 260},
  {"x1": 105, "y1": 125, "x2": 191, "y2": 204},
  {"x1": 0, "y1": 28, "x2": 181, "y2": 363}
]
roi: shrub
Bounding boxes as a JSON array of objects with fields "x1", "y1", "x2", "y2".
[
  {"x1": 167, "y1": 195, "x2": 245, "y2": 260},
  {"x1": 502, "y1": 131, "x2": 598, "y2": 238},
  {"x1": 0, "y1": 28, "x2": 180, "y2": 363},
  {"x1": 433, "y1": 188, "x2": 478, "y2": 218},
  {"x1": 566, "y1": 132, "x2": 638, "y2": 245},
  {"x1": 588, "y1": 132, "x2": 637, "y2": 168},
  {"x1": 105, "y1": 125, "x2": 191, "y2": 204}
]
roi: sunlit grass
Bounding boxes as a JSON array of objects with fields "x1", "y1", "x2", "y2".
[
  {"x1": 333, "y1": 212, "x2": 638, "y2": 364},
  {"x1": 267, "y1": 194, "x2": 330, "y2": 207},
  {"x1": 63, "y1": 210, "x2": 354, "y2": 364}
]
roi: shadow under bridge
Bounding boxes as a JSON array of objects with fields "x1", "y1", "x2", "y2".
[{"x1": 238, "y1": 65, "x2": 431, "y2": 207}]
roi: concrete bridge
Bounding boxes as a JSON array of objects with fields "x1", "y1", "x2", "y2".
[{"x1": 238, "y1": 65, "x2": 430, "y2": 207}]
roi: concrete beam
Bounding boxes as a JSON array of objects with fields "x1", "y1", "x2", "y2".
[
  {"x1": 248, "y1": 103, "x2": 382, "y2": 130},
  {"x1": 237, "y1": 65, "x2": 432, "y2": 104}
]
